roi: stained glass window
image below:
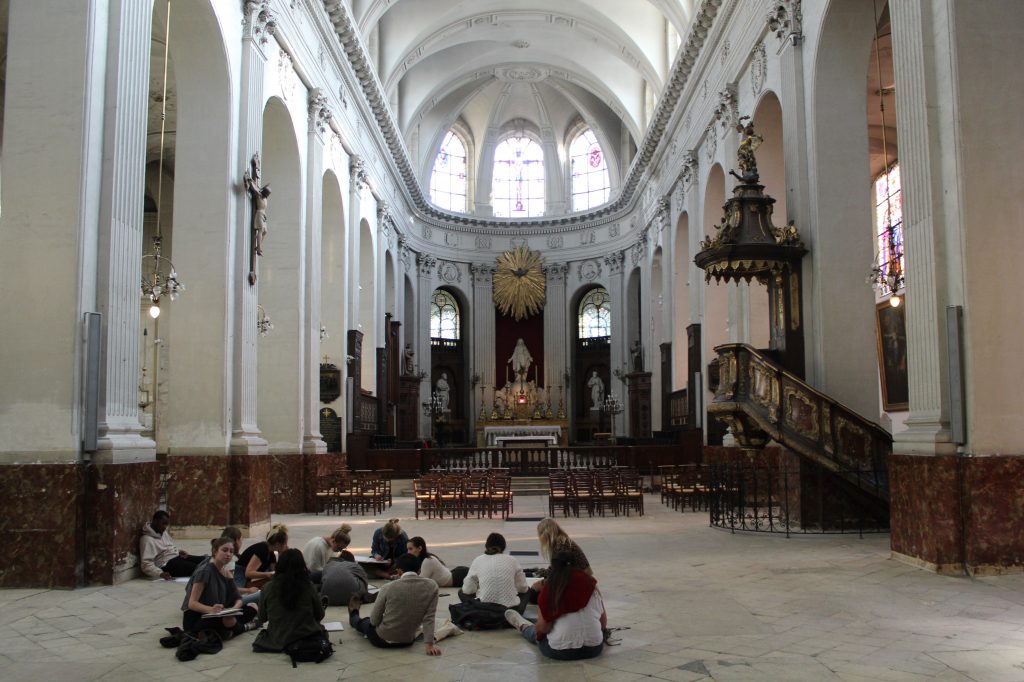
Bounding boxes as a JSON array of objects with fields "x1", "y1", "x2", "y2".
[
  {"x1": 570, "y1": 129, "x2": 610, "y2": 211},
  {"x1": 578, "y1": 288, "x2": 611, "y2": 339},
  {"x1": 874, "y1": 163, "x2": 904, "y2": 296},
  {"x1": 430, "y1": 130, "x2": 468, "y2": 213},
  {"x1": 430, "y1": 289, "x2": 460, "y2": 340},
  {"x1": 492, "y1": 135, "x2": 545, "y2": 218}
]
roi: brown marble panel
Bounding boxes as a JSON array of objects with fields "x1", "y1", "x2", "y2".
[
  {"x1": 964, "y1": 455, "x2": 1024, "y2": 572},
  {"x1": 303, "y1": 453, "x2": 346, "y2": 512},
  {"x1": 230, "y1": 454, "x2": 271, "y2": 527},
  {"x1": 167, "y1": 455, "x2": 230, "y2": 526},
  {"x1": 271, "y1": 453, "x2": 305, "y2": 514},
  {"x1": 889, "y1": 454, "x2": 963, "y2": 570},
  {"x1": 85, "y1": 461, "x2": 161, "y2": 584},
  {"x1": 0, "y1": 463, "x2": 83, "y2": 588}
]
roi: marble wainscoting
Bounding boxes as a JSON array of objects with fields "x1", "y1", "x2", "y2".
[
  {"x1": 890, "y1": 453, "x2": 1024, "y2": 575},
  {"x1": 302, "y1": 453, "x2": 347, "y2": 512},
  {"x1": 271, "y1": 453, "x2": 305, "y2": 514},
  {"x1": 85, "y1": 461, "x2": 161, "y2": 584},
  {"x1": 167, "y1": 454, "x2": 273, "y2": 537},
  {"x1": 0, "y1": 463, "x2": 84, "y2": 588}
]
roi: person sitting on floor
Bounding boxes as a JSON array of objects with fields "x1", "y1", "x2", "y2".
[
  {"x1": 140, "y1": 509, "x2": 204, "y2": 579},
  {"x1": 505, "y1": 550, "x2": 606, "y2": 661},
  {"x1": 459, "y1": 532, "x2": 530, "y2": 614},
  {"x1": 235, "y1": 523, "x2": 288, "y2": 589},
  {"x1": 302, "y1": 523, "x2": 353, "y2": 583},
  {"x1": 365, "y1": 518, "x2": 408, "y2": 579},
  {"x1": 251, "y1": 549, "x2": 325, "y2": 653},
  {"x1": 348, "y1": 553, "x2": 441, "y2": 656},
  {"x1": 181, "y1": 536, "x2": 259, "y2": 638},
  {"x1": 531, "y1": 518, "x2": 593, "y2": 595},
  {"x1": 407, "y1": 536, "x2": 468, "y2": 588},
  {"x1": 320, "y1": 527, "x2": 372, "y2": 607},
  {"x1": 220, "y1": 526, "x2": 260, "y2": 606}
]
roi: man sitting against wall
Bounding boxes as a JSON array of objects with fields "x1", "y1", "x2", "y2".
[{"x1": 140, "y1": 510, "x2": 205, "y2": 580}]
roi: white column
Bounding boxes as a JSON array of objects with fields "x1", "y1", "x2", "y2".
[
  {"x1": 888, "y1": 1, "x2": 953, "y2": 454},
  {"x1": 230, "y1": 2, "x2": 274, "y2": 454},
  {"x1": 542, "y1": 262, "x2": 569, "y2": 414},
  {"x1": 94, "y1": 0, "x2": 156, "y2": 462},
  {"x1": 470, "y1": 264, "x2": 497, "y2": 424},
  {"x1": 416, "y1": 254, "x2": 437, "y2": 436},
  {"x1": 302, "y1": 90, "x2": 331, "y2": 455},
  {"x1": 604, "y1": 251, "x2": 626, "y2": 436}
]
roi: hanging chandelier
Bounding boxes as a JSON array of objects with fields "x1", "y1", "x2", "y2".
[{"x1": 140, "y1": 0, "x2": 184, "y2": 319}]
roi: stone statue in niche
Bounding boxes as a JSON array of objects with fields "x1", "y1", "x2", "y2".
[
  {"x1": 403, "y1": 343, "x2": 415, "y2": 375},
  {"x1": 587, "y1": 371, "x2": 604, "y2": 410},
  {"x1": 435, "y1": 372, "x2": 450, "y2": 412},
  {"x1": 243, "y1": 152, "x2": 271, "y2": 285},
  {"x1": 630, "y1": 339, "x2": 644, "y2": 372},
  {"x1": 508, "y1": 338, "x2": 533, "y2": 378}
]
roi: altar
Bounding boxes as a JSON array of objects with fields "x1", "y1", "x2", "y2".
[{"x1": 479, "y1": 422, "x2": 567, "y2": 447}]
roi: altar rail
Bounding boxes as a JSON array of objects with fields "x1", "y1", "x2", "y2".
[{"x1": 349, "y1": 443, "x2": 701, "y2": 476}]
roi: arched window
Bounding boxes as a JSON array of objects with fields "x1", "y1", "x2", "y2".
[
  {"x1": 874, "y1": 162, "x2": 904, "y2": 296},
  {"x1": 430, "y1": 289, "x2": 460, "y2": 340},
  {"x1": 430, "y1": 130, "x2": 468, "y2": 213},
  {"x1": 578, "y1": 287, "x2": 611, "y2": 339},
  {"x1": 492, "y1": 135, "x2": 544, "y2": 218},
  {"x1": 570, "y1": 128, "x2": 610, "y2": 211}
]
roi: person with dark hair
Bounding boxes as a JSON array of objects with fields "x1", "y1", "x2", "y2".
[
  {"x1": 348, "y1": 553, "x2": 441, "y2": 656},
  {"x1": 220, "y1": 526, "x2": 260, "y2": 606},
  {"x1": 235, "y1": 523, "x2": 288, "y2": 589},
  {"x1": 321, "y1": 526, "x2": 373, "y2": 607},
  {"x1": 505, "y1": 551, "x2": 606, "y2": 661},
  {"x1": 459, "y1": 532, "x2": 530, "y2": 614},
  {"x1": 181, "y1": 537, "x2": 259, "y2": 637},
  {"x1": 251, "y1": 549, "x2": 325, "y2": 653},
  {"x1": 140, "y1": 510, "x2": 204, "y2": 579},
  {"x1": 406, "y1": 536, "x2": 468, "y2": 588}
]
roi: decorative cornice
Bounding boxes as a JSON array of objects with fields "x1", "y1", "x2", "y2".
[
  {"x1": 308, "y1": 87, "x2": 332, "y2": 135},
  {"x1": 320, "y1": 0, "x2": 727, "y2": 232}
]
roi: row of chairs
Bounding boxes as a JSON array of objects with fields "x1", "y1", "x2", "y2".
[
  {"x1": 548, "y1": 468, "x2": 644, "y2": 518},
  {"x1": 413, "y1": 472, "x2": 513, "y2": 520},
  {"x1": 315, "y1": 470, "x2": 393, "y2": 515},
  {"x1": 660, "y1": 464, "x2": 709, "y2": 512}
]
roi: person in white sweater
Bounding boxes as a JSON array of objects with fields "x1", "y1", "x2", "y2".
[
  {"x1": 302, "y1": 523, "x2": 353, "y2": 582},
  {"x1": 406, "y1": 536, "x2": 468, "y2": 588},
  {"x1": 458, "y1": 532, "x2": 530, "y2": 613},
  {"x1": 139, "y1": 510, "x2": 204, "y2": 579}
]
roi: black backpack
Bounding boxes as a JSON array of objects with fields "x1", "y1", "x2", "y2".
[
  {"x1": 448, "y1": 600, "x2": 510, "y2": 630},
  {"x1": 283, "y1": 631, "x2": 334, "y2": 668}
]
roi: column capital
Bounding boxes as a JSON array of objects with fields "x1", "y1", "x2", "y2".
[
  {"x1": 604, "y1": 250, "x2": 625, "y2": 275},
  {"x1": 543, "y1": 262, "x2": 569, "y2": 283},
  {"x1": 766, "y1": 0, "x2": 803, "y2": 45},
  {"x1": 243, "y1": 0, "x2": 277, "y2": 46},
  {"x1": 470, "y1": 263, "x2": 496, "y2": 286},
  {"x1": 349, "y1": 155, "x2": 369, "y2": 191},
  {"x1": 307, "y1": 87, "x2": 332, "y2": 136},
  {"x1": 416, "y1": 253, "x2": 437, "y2": 277}
]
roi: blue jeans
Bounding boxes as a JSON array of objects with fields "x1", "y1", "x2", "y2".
[{"x1": 520, "y1": 625, "x2": 604, "y2": 661}]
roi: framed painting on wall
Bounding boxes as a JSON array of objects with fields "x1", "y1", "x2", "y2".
[{"x1": 875, "y1": 300, "x2": 909, "y2": 411}]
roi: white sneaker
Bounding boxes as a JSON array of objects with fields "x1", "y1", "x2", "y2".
[{"x1": 504, "y1": 609, "x2": 530, "y2": 632}]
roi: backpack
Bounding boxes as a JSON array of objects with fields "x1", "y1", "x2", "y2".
[
  {"x1": 448, "y1": 600, "x2": 511, "y2": 631},
  {"x1": 175, "y1": 630, "x2": 223, "y2": 661},
  {"x1": 283, "y1": 631, "x2": 334, "y2": 668}
]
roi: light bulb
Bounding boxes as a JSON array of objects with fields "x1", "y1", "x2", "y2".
[
  {"x1": 149, "y1": 304, "x2": 161, "y2": 319},
  {"x1": 889, "y1": 295, "x2": 902, "y2": 308}
]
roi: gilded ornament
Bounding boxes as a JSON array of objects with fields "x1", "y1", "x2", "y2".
[{"x1": 493, "y1": 246, "x2": 546, "y2": 321}]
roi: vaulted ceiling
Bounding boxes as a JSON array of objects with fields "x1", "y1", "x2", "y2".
[{"x1": 350, "y1": 0, "x2": 700, "y2": 194}]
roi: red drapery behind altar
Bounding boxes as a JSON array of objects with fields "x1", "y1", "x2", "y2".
[{"x1": 495, "y1": 309, "x2": 544, "y2": 388}]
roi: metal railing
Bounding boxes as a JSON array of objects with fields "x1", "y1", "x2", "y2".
[{"x1": 707, "y1": 462, "x2": 889, "y2": 537}]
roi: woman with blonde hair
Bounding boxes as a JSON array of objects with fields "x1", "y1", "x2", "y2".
[
  {"x1": 537, "y1": 518, "x2": 591, "y2": 576},
  {"x1": 366, "y1": 518, "x2": 408, "y2": 578},
  {"x1": 303, "y1": 523, "x2": 353, "y2": 582},
  {"x1": 235, "y1": 523, "x2": 289, "y2": 588}
]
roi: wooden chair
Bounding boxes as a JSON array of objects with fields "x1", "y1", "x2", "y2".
[
  {"x1": 413, "y1": 476, "x2": 438, "y2": 519},
  {"x1": 571, "y1": 471, "x2": 595, "y2": 518},
  {"x1": 594, "y1": 470, "x2": 622, "y2": 517},
  {"x1": 462, "y1": 474, "x2": 489, "y2": 518},
  {"x1": 314, "y1": 473, "x2": 342, "y2": 515},
  {"x1": 437, "y1": 476, "x2": 464, "y2": 519},
  {"x1": 548, "y1": 472, "x2": 572, "y2": 517},
  {"x1": 620, "y1": 473, "x2": 645, "y2": 516},
  {"x1": 487, "y1": 475, "x2": 513, "y2": 520}
]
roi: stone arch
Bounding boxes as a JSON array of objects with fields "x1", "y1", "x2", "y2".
[
  {"x1": 672, "y1": 211, "x2": 691, "y2": 389},
  {"x1": 569, "y1": 283, "x2": 611, "y2": 441},
  {"x1": 358, "y1": 217, "x2": 376, "y2": 392},
  {"x1": 256, "y1": 95, "x2": 303, "y2": 453},
  {"x1": 702, "y1": 163, "x2": 728, "y2": 442},
  {"x1": 651, "y1": 245, "x2": 665, "y2": 430},
  {"x1": 320, "y1": 168, "x2": 346, "y2": 367}
]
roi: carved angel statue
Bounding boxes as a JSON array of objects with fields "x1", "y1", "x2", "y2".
[{"x1": 734, "y1": 116, "x2": 763, "y2": 180}]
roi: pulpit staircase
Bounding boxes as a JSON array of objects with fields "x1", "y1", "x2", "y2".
[{"x1": 708, "y1": 344, "x2": 891, "y2": 508}]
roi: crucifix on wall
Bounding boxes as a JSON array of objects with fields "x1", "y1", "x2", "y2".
[{"x1": 243, "y1": 152, "x2": 271, "y2": 285}]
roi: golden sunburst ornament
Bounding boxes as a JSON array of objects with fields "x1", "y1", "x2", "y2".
[{"x1": 493, "y1": 246, "x2": 546, "y2": 320}]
